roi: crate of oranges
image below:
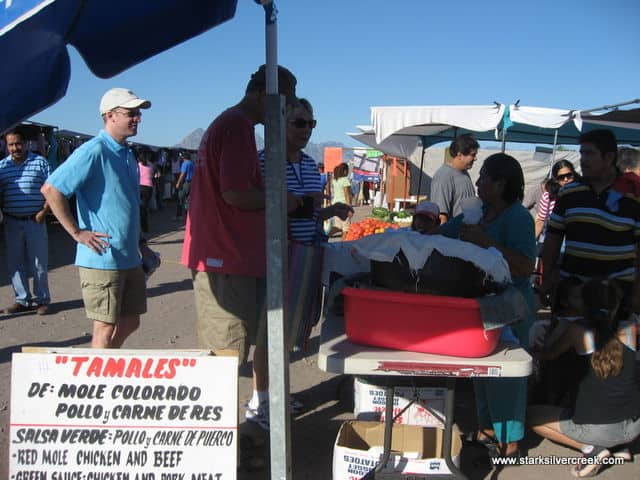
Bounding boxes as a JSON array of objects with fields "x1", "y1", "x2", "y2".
[{"x1": 344, "y1": 217, "x2": 400, "y2": 241}]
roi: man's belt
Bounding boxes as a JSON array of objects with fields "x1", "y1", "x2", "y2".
[{"x1": 4, "y1": 212, "x2": 38, "y2": 221}]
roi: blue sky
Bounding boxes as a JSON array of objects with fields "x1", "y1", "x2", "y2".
[{"x1": 31, "y1": 0, "x2": 639, "y2": 149}]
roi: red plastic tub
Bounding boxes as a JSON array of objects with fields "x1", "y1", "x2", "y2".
[{"x1": 342, "y1": 287, "x2": 500, "y2": 358}]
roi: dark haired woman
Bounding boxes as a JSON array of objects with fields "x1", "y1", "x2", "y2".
[
  {"x1": 528, "y1": 279, "x2": 639, "y2": 477},
  {"x1": 438, "y1": 153, "x2": 536, "y2": 459},
  {"x1": 535, "y1": 159, "x2": 579, "y2": 238}
]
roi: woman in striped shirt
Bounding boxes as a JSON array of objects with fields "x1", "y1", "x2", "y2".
[
  {"x1": 250, "y1": 98, "x2": 352, "y2": 430},
  {"x1": 258, "y1": 98, "x2": 352, "y2": 243}
]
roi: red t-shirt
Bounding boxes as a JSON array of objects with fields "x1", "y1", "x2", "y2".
[{"x1": 182, "y1": 107, "x2": 266, "y2": 276}]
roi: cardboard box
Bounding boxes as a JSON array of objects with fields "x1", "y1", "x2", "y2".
[
  {"x1": 332, "y1": 421, "x2": 461, "y2": 479},
  {"x1": 354, "y1": 377, "x2": 446, "y2": 429}
]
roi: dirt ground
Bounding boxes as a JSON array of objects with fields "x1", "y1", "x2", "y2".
[{"x1": 0, "y1": 203, "x2": 638, "y2": 479}]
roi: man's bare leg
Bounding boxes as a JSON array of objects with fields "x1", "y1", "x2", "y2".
[{"x1": 91, "y1": 315, "x2": 140, "y2": 348}]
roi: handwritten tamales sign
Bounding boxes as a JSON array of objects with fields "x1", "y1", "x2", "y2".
[{"x1": 10, "y1": 350, "x2": 238, "y2": 480}]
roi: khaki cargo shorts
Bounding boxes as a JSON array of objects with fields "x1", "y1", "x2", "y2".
[
  {"x1": 79, "y1": 267, "x2": 147, "y2": 324},
  {"x1": 192, "y1": 271, "x2": 266, "y2": 363}
]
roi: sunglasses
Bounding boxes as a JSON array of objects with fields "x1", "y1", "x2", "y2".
[
  {"x1": 113, "y1": 109, "x2": 142, "y2": 118},
  {"x1": 290, "y1": 119, "x2": 317, "y2": 129},
  {"x1": 556, "y1": 173, "x2": 574, "y2": 181}
]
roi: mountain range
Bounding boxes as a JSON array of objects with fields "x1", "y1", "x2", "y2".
[{"x1": 176, "y1": 128, "x2": 345, "y2": 164}]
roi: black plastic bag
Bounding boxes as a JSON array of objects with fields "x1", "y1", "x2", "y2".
[{"x1": 371, "y1": 249, "x2": 503, "y2": 298}]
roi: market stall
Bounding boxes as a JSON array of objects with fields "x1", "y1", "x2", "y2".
[
  {"x1": 351, "y1": 100, "x2": 640, "y2": 199},
  {"x1": 318, "y1": 310, "x2": 532, "y2": 479},
  {"x1": 318, "y1": 228, "x2": 533, "y2": 479}
]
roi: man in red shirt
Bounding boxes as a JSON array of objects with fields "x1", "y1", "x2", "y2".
[{"x1": 182, "y1": 65, "x2": 298, "y2": 431}]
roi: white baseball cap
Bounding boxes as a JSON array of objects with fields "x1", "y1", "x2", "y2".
[{"x1": 99, "y1": 88, "x2": 151, "y2": 115}]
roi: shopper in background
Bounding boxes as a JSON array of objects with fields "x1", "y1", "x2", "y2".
[
  {"x1": 431, "y1": 134, "x2": 479, "y2": 224},
  {"x1": 138, "y1": 148, "x2": 155, "y2": 234},
  {"x1": 617, "y1": 147, "x2": 640, "y2": 176},
  {"x1": 174, "y1": 151, "x2": 194, "y2": 221},
  {"x1": 534, "y1": 159, "x2": 579, "y2": 238},
  {"x1": 0, "y1": 128, "x2": 51, "y2": 315},
  {"x1": 170, "y1": 152, "x2": 181, "y2": 198},
  {"x1": 330, "y1": 162, "x2": 353, "y2": 238}
]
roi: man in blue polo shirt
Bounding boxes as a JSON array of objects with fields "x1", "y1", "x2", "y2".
[
  {"x1": 0, "y1": 128, "x2": 51, "y2": 315},
  {"x1": 42, "y1": 87, "x2": 155, "y2": 348}
]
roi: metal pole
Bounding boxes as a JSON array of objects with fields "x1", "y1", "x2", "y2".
[
  {"x1": 579, "y1": 98, "x2": 640, "y2": 115},
  {"x1": 261, "y1": 1, "x2": 292, "y2": 479},
  {"x1": 501, "y1": 127, "x2": 506, "y2": 153},
  {"x1": 416, "y1": 143, "x2": 426, "y2": 200},
  {"x1": 550, "y1": 129, "x2": 559, "y2": 165}
]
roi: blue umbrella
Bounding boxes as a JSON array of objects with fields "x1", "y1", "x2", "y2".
[
  {"x1": 3, "y1": 1, "x2": 294, "y2": 477},
  {"x1": 0, "y1": 0, "x2": 237, "y2": 132}
]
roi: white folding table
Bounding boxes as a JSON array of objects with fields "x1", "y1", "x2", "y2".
[
  {"x1": 393, "y1": 197, "x2": 418, "y2": 212},
  {"x1": 318, "y1": 311, "x2": 532, "y2": 479}
]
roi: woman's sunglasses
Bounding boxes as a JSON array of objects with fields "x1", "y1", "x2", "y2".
[
  {"x1": 290, "y1": 119, "x2": 317, "y2": 129},
  {"x1": 556, "y1": 173, "x2": 574, "y2": 181}
]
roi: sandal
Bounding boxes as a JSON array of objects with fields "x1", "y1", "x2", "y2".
[
  {"x1": 464, "y1": 430, "x2": 499, "y2": 449},
  {"x1": 611, "y1": 446, "x2": 632, "y2": 462},
  {"x1": 570, "y1": 446, "x2": 610, "y2": 478}
]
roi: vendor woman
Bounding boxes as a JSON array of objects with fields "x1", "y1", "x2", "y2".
[{"x1": 437, "y1": 152, "x2": 536, "y2": 459}]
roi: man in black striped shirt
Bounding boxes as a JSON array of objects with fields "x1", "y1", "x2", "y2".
[{"x1": 542, "y1": 129, "x2": 640, "y2": 320}]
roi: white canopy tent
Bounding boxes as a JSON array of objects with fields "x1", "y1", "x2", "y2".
[
  {"x1": 353, "y1": 101, "x2": 640, "y2": 199},
  {"x1": 348, "y1": 125, "x2": 421, "y2": 159},
  {"x1": 370, "y1": 101, "x2": 640, "y2": 148},
  {"x1": 363, "y1": 104, "x2": 507, "y2": 199},
  {"x1": 504, "y1": 102, "x2": 640, "y2": 149},
  {"x1": 372, "y1": 104, "x2": 506, "y2": 146}
]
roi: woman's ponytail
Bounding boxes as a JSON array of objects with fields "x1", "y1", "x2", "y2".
[{"x1": 582, "y1": 280, "x2": 624, "y2": 379}]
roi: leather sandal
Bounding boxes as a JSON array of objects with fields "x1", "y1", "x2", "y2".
[{"x1": 464, "y1": 430, "x2": 499, "y2": 449}]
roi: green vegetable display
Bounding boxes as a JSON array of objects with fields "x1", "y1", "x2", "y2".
[{"x1": 371, "y1": 207, "x2": 389, "y2": 218}]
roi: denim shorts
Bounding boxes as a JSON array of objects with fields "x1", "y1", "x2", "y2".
[{"x1": 559, "y1": 409, "x2": 640, "y2": 448}]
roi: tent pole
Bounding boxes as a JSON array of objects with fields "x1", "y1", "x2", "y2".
[
  {"x1": 579, "y1": 98, "x2": 640, "y2": 115},
  {"x1": 416, "y1": 142, "x2": 426, "y2": 201},
  {"x1": 550, "y1": 129, "x2": 558, "y2": 165},
  {"x1": 501, "y1": 128, "x2": 506, "y2": 153},
  {"x1": 262, "y1": 2, "x2": 292, "y2": 479}
]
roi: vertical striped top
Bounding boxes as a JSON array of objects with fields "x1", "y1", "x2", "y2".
[
  {"x1": 0, "y1": 152, "x2": 50, "y2": 216},
  {"x1": 258, "y1": 150, "x2": 324, "y2": 243}
]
